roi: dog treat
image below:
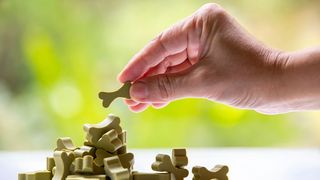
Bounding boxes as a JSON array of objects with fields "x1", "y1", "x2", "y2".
[
  {"x1": 152, "y1": 154, "x2": 188, "y2": 180},
  {"x1": 94, "y1": 148, "x2": 114, "y2": 167},
  {"x1": 99, "y1": 82, "x2": 131, "y2": 108},
  {"x1": 55, "y1": 137, "x2": 77, "y2": 151},
  {"x1": 172, "y1": 149, "x2": 188, "y2": 167},
  {"x1": 96, "y1": 129, "x2": 123, "y2": 153},
  {"x1": 118, "y1": 152, "x2": 134, "y2": 170},
  {"x1": 74, "y1": 146, "x2": 96, "y2": 158},
  {"x1": 83, "y1": 114, "x2": 122, "y2": 144},
  {"x1": 74, "y1": 155, "x2": 94, "y2": 174},
  {"x1": 104, "y1": 156, "x2": 130, "y2": 180},
  {"x1": 52, "y1": 151, "x2": 75, "y2": 180},
  {"x1": 192, "y1": 165, "x2": 229, "y2": 180},
  {"x1": 18, "y1": 114, "x2": 230, "y2": 180}
]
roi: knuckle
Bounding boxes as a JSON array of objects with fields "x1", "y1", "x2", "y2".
[
  {"x1": 201, "y1": 3, "x2": 220, "y2": 10},
  {"x1": 156, "y1": 75, "x2": 175, "y2": 101},
  {"x1": 201, "y1": 3, "x2": 228, "y2": 23}
]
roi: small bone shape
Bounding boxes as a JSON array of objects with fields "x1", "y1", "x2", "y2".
[
  {"x1": 172, "y1": 148, "x2": 188, "y2": 167},
  {"x1": 152, "y1": 154, "x2": 189, "y2": 180},
  {"x1": 94, "y1": 149, "x2": 114, "y2": 167},
  {"x1": 118, "y1": 152, "x2": 134, "y2": 170},
  {"x1": 74, "y1": 146, "x2": 96, "y2": 158},
  {"x1": 53, "y1": 151, "x2": 75, "y2": 180},
  {"x1": 83, "y1": 114, "x2": 122, "y2": 144},
  {"x1": 104, "y1": 156, "x2": 130, "y2": 180},
  {"x1": 74, "y1": 155, "x2": 94, "y2": 174},
  {"x1": 96, "y1": 129, "x2": 123, "y2": 153},
  {"x1": 99, "y1": 82, "x2": 131, "y2": 108},
  {"x1": 192, "y1": 165, "x2": 229, "y2": 180},
  {"x1": 55, "y1": 137, "x2": 77, "y2": 151}
]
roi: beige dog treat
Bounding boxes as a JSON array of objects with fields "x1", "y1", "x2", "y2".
[
  {"x1": 66, "y1": 174, "x2": 106, "y2": 180},
  {"x1": 192, "y1": 165, "x2": 229, "y2": 180},
  {"x1": 152, "y1": 154, "x2": 188, "y2": 180},
  {"x1": 94, "y1": 148, "x2": 114, "y2": 167},
  {"x1": 99, "y1": 82, "x2": 131, "y2": 108},
  {"x1": 172, "y1": 149, "x2": 188, "y2": 167},
  {"x1": 96, "y1": 129, "x2": 123, "y2": 153},
  {"x1": 132, "y1": 172, "x2": 171, "y2": 180},
  {"x1": 74, "y1": 155, "x2": 94, "y2": 174},
  {"x1": 53, "y1": 150, "x2": 75, "y2": 180},
  {"x1": 74, "y1": 146, "x2": 96, "y2": 158},
  {"x1": 118, "y1": 152, "x2": 134, "y2": 170},
  {"x1": 83, "y1": 114, "x2": 122, "y2": 144},
  {"x1": 104, "y1": 156, "x2": 130, "y2": 180},
  {"x1": 18, "y1": 170, "x2": 52, "y2": 180},
  {"x1": 55, "y1": 137, "x2": 77, "y2": 151},
  {"x1": 47, "y1": 157, "x2": 55, "y2": 172}
]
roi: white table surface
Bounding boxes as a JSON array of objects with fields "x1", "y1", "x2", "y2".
[{"x1": 2, "y1": 148, "x2": 320, "y2": 180}]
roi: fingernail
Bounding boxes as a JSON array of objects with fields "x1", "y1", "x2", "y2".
[{"x1": 131, "y1": 82, "x2": 149, "y2": 101}]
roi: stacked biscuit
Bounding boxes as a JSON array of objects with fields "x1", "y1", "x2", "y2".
[{"x1": 18, "y1": 114, "x2": 229, "y2": 180}]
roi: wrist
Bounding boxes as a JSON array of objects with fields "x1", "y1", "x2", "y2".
[
  {"x1": 252, "y1": 49, "x2": 291, "y2": 112},
  {"x1": 257, "y1": 47, "x2": 320, "y2": 113}
]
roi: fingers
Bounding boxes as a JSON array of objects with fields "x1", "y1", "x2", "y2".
[
  {"x1": 145, "y1": 50, "x2": 188, "y2": 77},
  {"x1": 129, "y1": 70, "x2": 193, "y2": 103},
  {"x1": 118, "y1": 21, "x2": 189, "y2": 83},
  {"x1": 124, "y1": 100, "x2": 168, "y2": 112},
  {"x1": 166, "y1": 60, "x2": 192, "y2": 74},
  {"x1": 186, "y1": 18, "x2": 201, "y2": 65},
  {"x1": 124, "y1": 99, "x2": 139, "y2": 106},
  {"x1": 128, "y1": 103, "x2": 148, "y2": 113}
]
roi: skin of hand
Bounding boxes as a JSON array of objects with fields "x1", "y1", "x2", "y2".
[{"x1": 118, "y1": 3, "x2": 320, "y2": 114}]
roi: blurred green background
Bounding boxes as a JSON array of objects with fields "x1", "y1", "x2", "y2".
[{"x1": 0, "y1": 0, "x2": 320, "y2": 150}]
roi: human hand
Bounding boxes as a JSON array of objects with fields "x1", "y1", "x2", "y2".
[{"x1": 118, "y1": 3, "x2": 287, "y2": 113}]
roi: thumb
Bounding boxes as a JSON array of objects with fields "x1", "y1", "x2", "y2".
[{"x1": 130, "y1": 72, "x2": 192, "y2": 103}]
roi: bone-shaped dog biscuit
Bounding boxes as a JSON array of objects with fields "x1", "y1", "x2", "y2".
[
  {"x1": 172, "y1": 148, "x2": 188, "y2": 167},
  {"x1": 99, "y1": 82, "x2": 131, "y2": 108},
  {"x1": 104, "y1": 156, "x2": 130, "y2": 180},
  {"x1": 74, "y1": 146, "x2": 96, "y2": 158},
  {"x1": 55, "y1": 137, "x2": 77, "y2": 151},
  {"x1": 192, "y1": 165, "x2": 229, "y2": 180},
  {"x1": 118, "y1": 152, "x2": 134, "y2": 171},
  {"x1": 152, "y1": 154, "x2": 188, "y2": 180},
  {"x1": 74, "y1": 155, "x2": 94, "y2": 174},
  {"x1": 96, "y1": 129, "x2": 123, "y2": 153},
  {"x1": 83, "y1": 114, "x2": 122, "y2": 144},
  {"x1": 94, "y1": 148, "x2": 114, "y2": 167},
  {"x1": 53, "y1": 151, "x2": 75, "y2": 180}
]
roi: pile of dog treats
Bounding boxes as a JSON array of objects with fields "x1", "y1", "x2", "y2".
[{"x1": 18, "y1": 114, "x2": 229, "y2": 180}]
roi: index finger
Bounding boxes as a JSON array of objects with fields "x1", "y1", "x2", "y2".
[{"x1": 118, "y1": 20, "x2": 189, "y2": 83}]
